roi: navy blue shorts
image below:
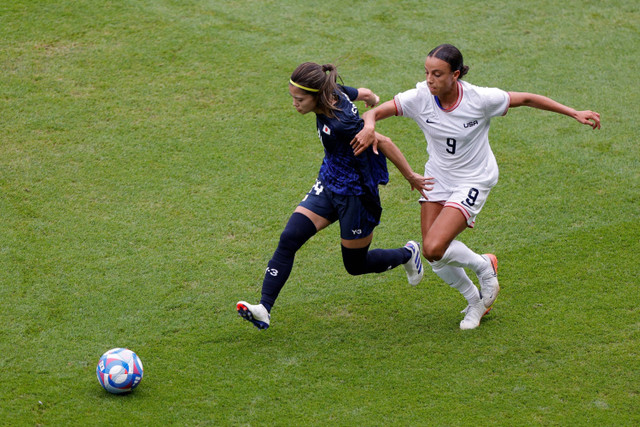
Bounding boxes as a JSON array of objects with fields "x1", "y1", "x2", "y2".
[{"x1": 298, "y1": 178, "x2": 381, "y2": 240}]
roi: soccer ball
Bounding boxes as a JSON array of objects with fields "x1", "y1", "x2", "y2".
[{"x1": 96, "y1": 348, "x2": 144, "y2": 394}]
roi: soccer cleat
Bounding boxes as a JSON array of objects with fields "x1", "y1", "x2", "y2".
[
  {"x1": 403, "y1": 240, "x2": 424, "y2": 286},
  {"x1": 237, "y1": 301, "x2": 270, "y2": 330},
  {"x1": 477, "y1": 254, "x2": 499, "y2": 309},
  {"x1": 459, "y1": 300, "x2": 492, "y2": 330}
]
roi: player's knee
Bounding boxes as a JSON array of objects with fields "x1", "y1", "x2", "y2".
[
  {"x1": 275, "y1": 213, "x2": 317, "y2": 258},
  {"x1": 422, "y1": 241, "x2": 445, "y2": 262},
  {"x1": 342, "y1": 255, "x2": 367, "y2": 276},
  {"x1": 343, "y1": 261, "x2": 367, "y2": 276},
  {"x1": 341, "y1": 246, "x2": 368, "y2": 276},
  {"x1": 275, "y1": 230, "x2": 300, "y2": 259},
  {"x1": 278, "y1": 227, "x2": 302, "y2": 253}
]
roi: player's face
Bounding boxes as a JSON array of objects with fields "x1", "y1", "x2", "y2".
[
  {"x1": 289, "y1": 85, "x2": 317, "y2": 115},
  {"x1": 424, "y1": 56, "x2": 459, "y2": 97}
]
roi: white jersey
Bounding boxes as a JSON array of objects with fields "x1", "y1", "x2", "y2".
[{"x1": 394, "y1": 80, "x2": 510, "y2": 188}]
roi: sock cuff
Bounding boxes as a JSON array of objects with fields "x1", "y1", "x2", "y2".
[{"x1": 428, "y1": 258, "x2": 447, "y2": 271}]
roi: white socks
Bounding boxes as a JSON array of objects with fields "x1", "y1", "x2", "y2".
[
  {"x1": 437, "y1": 240, "x2": 489, "y2": 275},
  {"x1": 429, "y1": 240, "x2": 490, "y2": 305},
  {"x1": 430, "y1": 263, "x2": 481, "y2": 305}
]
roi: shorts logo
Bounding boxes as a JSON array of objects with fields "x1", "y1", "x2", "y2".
[
  {"x1": 351, "y1": 229, "x2": 362, "y2": 235},
  {"x1": 463, "y1": 120, "x2": 479, "y2": 128},
  {"x1": 312, "y1": 179, "x2": 324, "y2": 195}
]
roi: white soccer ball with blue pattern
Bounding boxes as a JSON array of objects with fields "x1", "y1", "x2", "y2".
[{"x1": 96, "y1": 348, "x2": 144, "y2": 394}]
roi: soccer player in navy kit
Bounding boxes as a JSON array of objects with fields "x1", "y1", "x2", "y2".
[
  {"x1": 352, "y1": 44, "x2": 600, "y2": 330},
  {"x1": 237, "y1": 62, "x2": 433, "y2": 330}
]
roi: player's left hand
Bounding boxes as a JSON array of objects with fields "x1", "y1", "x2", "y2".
[{"x1": 575, "y1": 110, "x2": 601, "y2": 129}]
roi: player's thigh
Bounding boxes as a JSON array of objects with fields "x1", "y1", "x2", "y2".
[
  {"x1": 420, "y1": 201, "x2": 444, "y2": 238},
  {"x1": 341, "y1": 233, "x2": 373, "y2": 249},
  {"x1": 294, "y1": 206, "x2": 332, "y2": 232},
  {"x1": 422, "y1": 206, "x2": 468, "y2": 260}
]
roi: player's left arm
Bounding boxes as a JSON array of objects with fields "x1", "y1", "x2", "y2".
[
  {"x1": 355, "y1": 88, "x2": 380, "y2": 108},
  {"x1": 375, "y1": 132, "x2": 434, "y2": 198},
  {"x1": 508, "y1": 92, "x2": 601, "y2": 129}
]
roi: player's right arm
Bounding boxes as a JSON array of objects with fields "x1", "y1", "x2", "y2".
[{"x1": 351, "y1": 100, "x2": 397, "y2": 156}]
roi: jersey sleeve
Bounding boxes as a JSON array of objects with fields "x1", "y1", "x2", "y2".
[
  {"x1": 476, "y1": 86, "x2": 510, "y2": 118},
  {"x1": 393, "y1": 83, "x2": 425, "y2": 119},
  {"x1": 338, "y1": 85, "x2": 359, "y2": 102}
]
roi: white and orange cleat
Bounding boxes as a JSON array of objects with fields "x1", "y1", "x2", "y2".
[{"x1": 478, "y1": 254, "x2": 499, "y2": 309}]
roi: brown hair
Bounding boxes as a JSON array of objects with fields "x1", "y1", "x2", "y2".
[
  {"x1": 290, "y1": 62, "x2": 340, "y2": 117},
  {"x1": 428, "y1": 44, "x2": 469, "y2": 79}
]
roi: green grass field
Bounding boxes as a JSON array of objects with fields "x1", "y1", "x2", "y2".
[{"x1": 1, "y1": 0, "x2": 638, "y2": 425}]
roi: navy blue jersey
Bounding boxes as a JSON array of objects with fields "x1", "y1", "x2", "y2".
[{"x1": 315, "y1": 85, "x2": 388, "y2": 196}]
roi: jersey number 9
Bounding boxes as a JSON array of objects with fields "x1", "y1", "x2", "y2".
[{"x1": 446, "y1": 138, "x2": 456, "y2": 154}]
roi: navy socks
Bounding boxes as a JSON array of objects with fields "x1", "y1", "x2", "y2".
[
  {"x1": 341, "y1": 244, "x2": 410, "y2": 275},
  {"x1": 260, "y1": 212, "x2": 317, "y2": 311},
  {"x1": 259, "y1": 212, "x2": 411, "y2": 311}
]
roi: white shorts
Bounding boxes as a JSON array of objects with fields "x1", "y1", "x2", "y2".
[{"x1": 419, "y1": 178, "x2": 492, "y2": 228}]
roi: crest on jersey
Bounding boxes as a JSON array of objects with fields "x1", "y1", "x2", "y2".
[{"x1": 322, "y1": 124, "x2": 331, "y2": 135}]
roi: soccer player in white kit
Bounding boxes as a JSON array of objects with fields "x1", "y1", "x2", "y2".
[{"x1": 351, "y1": 44, "x2": 601, "y2": 330}]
